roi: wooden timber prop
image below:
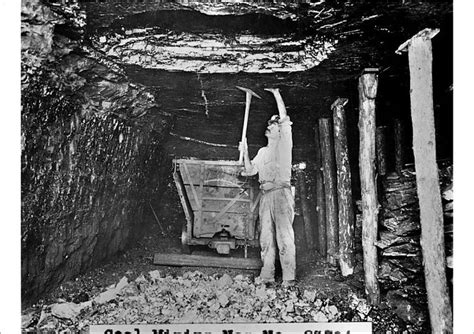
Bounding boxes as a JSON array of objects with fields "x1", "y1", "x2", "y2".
[
  {"x1": 332, "y1": 97, "x2": 355, "y2": 276},
  {"x1": 154, "y1": 253, "x2": 262, "y2": 270},
  {"x1": 313, "y1": 124, "x2": 327, "y2": 258},
  {"x1": 375, "y1": 126, "x2": 387, "y2": 176},
  {"x1": 358, "y1": 68, "x2": 381, "y2": 305},
  {"x1": 393, "y1": 118, "x2": 404, "y2": 176},
  {"x1": 396, "y1": 28, "x2": 453, "y2": 333},
  {"x1": 318, "y1": 117, "x2": 338, "y2": 266},
  {"x1": 295, "y1": 165, "x2": 316, "y2": 250}
]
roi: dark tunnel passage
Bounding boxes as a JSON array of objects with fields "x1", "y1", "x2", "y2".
[
  {"x1": 109, "y1": 9, "x2": 301, "y2": 35},
  {"x1": 18, "y1": 0, "x2": 454, "y2": 331}
]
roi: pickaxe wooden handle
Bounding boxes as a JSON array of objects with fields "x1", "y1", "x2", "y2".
[{"x1": 236, "y1": 86, "x2": 261, "y2": 164}]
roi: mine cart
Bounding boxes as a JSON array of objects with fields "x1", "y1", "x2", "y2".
[
  {"x1": 172, "y1": 87, "x2": 263, "y2": 256},
  {"x1": 173, "y1": 159, "x2": 261, "y2": 256}
]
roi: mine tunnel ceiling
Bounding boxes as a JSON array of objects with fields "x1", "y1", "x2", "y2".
[{"x1": 81, "y1": 0, "x2": 452, "y2": 161}]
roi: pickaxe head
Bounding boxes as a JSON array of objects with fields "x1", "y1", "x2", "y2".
[{"x1": 236, "y1": 86, "x2": 262, "y2": 99}]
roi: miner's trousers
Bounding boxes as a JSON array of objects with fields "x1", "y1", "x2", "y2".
[{"x1": 258, "y1": 187, "x2": 296, "y2": 282}]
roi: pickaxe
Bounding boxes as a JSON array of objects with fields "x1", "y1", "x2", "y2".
[{"x1": 236, "y1": 86, "x2": 261, "y2": 164}]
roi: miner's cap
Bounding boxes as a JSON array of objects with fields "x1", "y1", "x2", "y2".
[{"x1": 267, "y1": 115, "x2": 280, "y2": 125}]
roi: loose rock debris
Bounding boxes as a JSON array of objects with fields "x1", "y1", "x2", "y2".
[{"x1": 22, "y1": 270, "x2": 398, "y2": 332}]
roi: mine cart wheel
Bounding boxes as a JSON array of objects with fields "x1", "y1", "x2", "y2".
[{"x1": 181, "y1": 225, "x2": 192, "y2": 254}]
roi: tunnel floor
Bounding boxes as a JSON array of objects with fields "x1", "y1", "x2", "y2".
[
  {"x1": 23, "y1": 207, "x2": 428, "y2": 332},
  {"x1": 35, "y1": 212, "x2": 363, "y2": 307}
]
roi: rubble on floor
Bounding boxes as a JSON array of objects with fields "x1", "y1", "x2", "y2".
[{"x1": 22, "y1": 268, "x2": 421, "y2": 333}]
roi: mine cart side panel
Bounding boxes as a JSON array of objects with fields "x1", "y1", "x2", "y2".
[
  {"x1": 183, "y1": 186, "x2": 251, "y2": 213},
  {"x1": 174, "y1": 159, "x2": 259, "y2": 241},
  {"x1": 173, "y1": 168, "x2": 194, "y2": 239},
  {"x1": 183, "y1": 163, "x2": 248, "y2": 187}
]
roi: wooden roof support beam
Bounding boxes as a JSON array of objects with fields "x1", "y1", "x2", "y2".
[
  {"x1": 396, "y1": 28, "x2": 452, "y2": 334},
  {"x1": 331, "y1": 97, "x2": 355, "y2": 277},
  {"x1": 313, "y1": 124, "x2": 327, "y2": 258},
  {"x1": 319, "y1": 118, "x2": 339, "y2": 267},
  {"x1": 395, "y1": 28, "x2": 440, "y2": 55},
  {"x1": 154, "y1": 253, "x2": 262, "y2": 270},
  {"x1": 358, "y1": 68, "x2": 380, "y2": 305}
]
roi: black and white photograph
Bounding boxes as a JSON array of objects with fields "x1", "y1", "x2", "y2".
[{"x1": 2, "y1": 0, "x2": 469, "y2": 332}]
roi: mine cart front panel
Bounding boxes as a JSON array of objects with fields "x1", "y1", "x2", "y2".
[{"x1": 173, "y1": 159, "x2": 260, "y2": 251}]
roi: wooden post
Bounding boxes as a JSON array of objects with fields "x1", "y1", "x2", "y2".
[
  {"x1": 318, "y1": 118, "x2": 338, "y2": 266},
  {"x1": 375, "y1": 126, "x2": 387, "y2": 176},
  {"x1": 296, "y1": 167, "x2": 315, "y2": 250},
  {"x1": 314, "y1": 125, "x2": 327, "y2": 258},
  {"x1": 396, "y1": 28, "x2": 452, "y2": 333},
  {"x1": 394, "y1": 119, "x2": 404, "y2": 175},
  {"x1": 358, "y1": 68, "x2": 380, "y2": 305},
  {"x1": 331, "y1": 98, "x2": 355, "y2": 276},
  {"x1": 154, "y1": 253, "x2": 262, "y2": 270}
]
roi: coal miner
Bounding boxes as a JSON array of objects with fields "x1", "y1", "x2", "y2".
[{"x1": 240, "y1": 88, "x2": 295, "y2": 288}]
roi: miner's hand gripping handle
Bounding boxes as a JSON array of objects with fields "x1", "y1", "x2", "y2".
[{"x1": 236, "y1": 86, "x2": 261, "y2": 164}]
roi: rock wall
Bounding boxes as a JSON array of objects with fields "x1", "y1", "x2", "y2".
[{"x1": 21, "y1": 0, "x2": 171, "y2": 303}]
